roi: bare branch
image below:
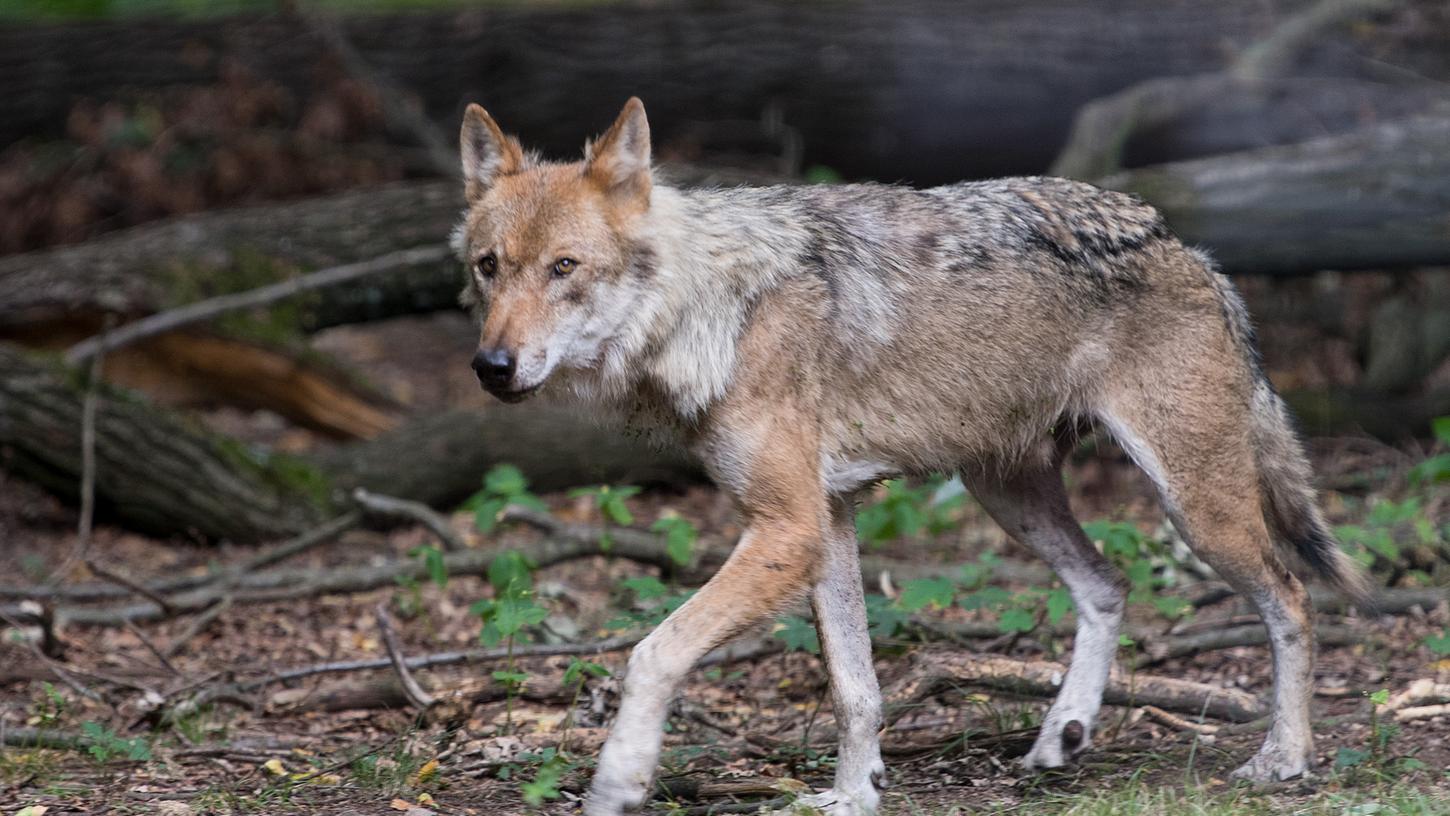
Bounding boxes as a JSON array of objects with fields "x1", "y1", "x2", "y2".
[
  {"x1": 85, "y1": 559, "x2": 176, "y2": 617},
  {"x1": 65, "y1": 245, "x2": 452, "y2": 364},
  {"x1": 353, "y1": 488, "x2": 465, "y2": 552},
  {"x1": 374, "y1": 603, "x2": 436, "y2": 710}
]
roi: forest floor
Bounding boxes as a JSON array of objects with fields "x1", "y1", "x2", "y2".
[{"x1": 3, "y1": 315, "x2": 1449, "y2": 816}]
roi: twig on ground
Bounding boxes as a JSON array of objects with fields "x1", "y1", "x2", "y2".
[
  {"x1": 43, "y1": 324, "x2": 111, "y2": 587},
  {"x1": 0, "y1": 610, "x2": 106, "y2": 704},
  {"x1": 1142, "y1": 704, "x2": 1220, "y2": 736},
  {"x1": 238, "y1": 512, "x2": 362, "y2": 573},
  {"x1": 500, "y1": 506, "x2": 693, "y2": 573},
  {"x1": 240, "y1": 633, "x2": 645, "y2": 692},
  {"x1": 375, "y1": 603, "x2": 436, "y2": 709},
  {"x1": 65, "y1": 245, "x2": 452, "y2": 364},
  {"x1": 163, "y1": 596, "x2": 233, "y2": 659},
  {"x1": 1, "y1": 512, "x2": 362, "y2": 603},
  {"x1": 124, "y1": 619, "x2": 181, "y2": 676},
  {"x1": 75, "y1": 341, "x2": 103, "y2": 560},
  {"x1": 354, "y1": 488, "x2": 465, "y2": 552},
  {"x1": 85, "y1": 559, "x2": 176, "y2": 617}
]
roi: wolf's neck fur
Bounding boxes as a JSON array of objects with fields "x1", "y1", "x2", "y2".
[{"x1": 593, "y1": 183, "x2": 809, "y2": 419}]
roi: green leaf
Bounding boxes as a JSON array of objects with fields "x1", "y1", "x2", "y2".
[
  {"x1": 1046, "y1": 587, "x2": 1074, "y2": 625},
  {"x1": 410, "y1": 545, "x2": 447, "y2": 588},
  {"x1": 1335, "y1": 746, "x2": 1370, "y2": 769},
  {"x1": 563, "y1": 658, "x2": 611, "y2": 685},
  {"x1": 484, "y1": 464, "x2": 529, "y2": 496},
  {"x1": 603, "y1": 495, "x2": 634, "y2": 525},
  {"x1": 774, "y1": 615, "x2": 821, "y2": 654},
  {"x1": 865, "y1": 593, "x2": 910, "y2": 640},
  {"x1": 488, "y1": 551, "x2": 535, "y2": 596},
  {"x1": 492, "y1": 595, "x2": 547, "y2": 637},
  {"x1": 897, "y1": 577, "x2": 956, "y2": 612},
  {"x1": 1409, "y1": 453, "x2": 1450, "y2": 486},
  {"x1": 1118, "y1": 633, "x2": 1136, "y2": 647},
  {"x1": 622, "y1": 575, "x2": 668, "y2": 600},
  {"x1": 959, "y1": 586, "x2": 1012, "y2": 611},
  {"x1": 473, "y1": 497, "x2": 508, "y2": 534},
  {"x1": 1432, "y1": 416, "x2": 1450, "y2": 445},
  {"x1": 1150, "y1": 595, "x2": 1193, "y2": 620},
  {"x1": 652, "y1": 517, "x2": 697, "y2": 566},
  {"x1": 1369, "y1": 689, "x2": 1390, "y2": 706},
  {"x1": 997, "y1": 607, "x2": 1036, "y2": 633},
  {"x1": 1425, "y1": 629, "x2": 1450, "y2": 656},
  {"x1": 492, "y1": 669, "x2": 530, "y2": 687}
]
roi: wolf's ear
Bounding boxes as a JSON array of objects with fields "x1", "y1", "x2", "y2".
[
  {"x1": 584, "y1": 97, "x2": 652, "y2": 211},
  {"x1": 460, "y1": 103, "x2": 524, "y2": 202}
]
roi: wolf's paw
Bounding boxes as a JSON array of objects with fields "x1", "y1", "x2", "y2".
[
  {"x1": 583, "y1": 774, "x2": 648, "y2": 816},
  {"x1": 1021, "y1": 716, "x2": 1091, "y2": 771},
  {"x1": 777, "y1": 786, "x2": 879, "y2": 816},
  {"x1": 1229, "y1": 745, "x2": 1311, "y2": 785}
]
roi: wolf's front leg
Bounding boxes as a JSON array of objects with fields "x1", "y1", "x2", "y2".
[
  {"x1": 586, "y1": 519, "x2": 824, "y2": 815},
  {"x1": 791, "y1": 497, "x2": 884, "y2": 816}
]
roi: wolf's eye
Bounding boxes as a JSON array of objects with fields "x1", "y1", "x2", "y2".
[
  {"x1": 552, "y1": 258, "x2": 577, "y2": 278},
  {"x1": 476, "y1": 254, "x2": 497, "y2": 277}
]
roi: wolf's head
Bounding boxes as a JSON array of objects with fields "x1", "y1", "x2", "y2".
[{"x1": 453, "y1": 98, "x2": 658, "y2": 403}]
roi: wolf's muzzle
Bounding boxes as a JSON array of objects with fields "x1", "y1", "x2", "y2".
[{"x1": 472, "y1": 347, "x2": 517, "y2": 390}]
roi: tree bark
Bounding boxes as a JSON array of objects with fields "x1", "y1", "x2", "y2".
[
  {"x1": 7, "y1": 0, "x2": 1434, "y2": 183},
  {"x1": 0, "y1": 343, "x2": 700, "y2": 542}
]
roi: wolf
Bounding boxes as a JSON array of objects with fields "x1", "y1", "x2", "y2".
[{"x1": 450, "y1": 97, "x2": 1368, "y2": 815}]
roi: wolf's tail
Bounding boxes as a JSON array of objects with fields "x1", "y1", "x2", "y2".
[{"x1": 1207, "y1": 267, "x2": 1373, "y2": 606}]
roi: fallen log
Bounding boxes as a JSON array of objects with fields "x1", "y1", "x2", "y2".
[
  {"x1": 0, "y1": 343, "x2": 701, "y2": 542},
  {"x1": 1100, "y1": 116, "x2": 1450, "y2": 276},
  {"x1": 2, "y1": 0, "x2": 1401, "y2": 182},
  {"x1": 0, "y1": 345, "x2": 326, "y2": 541}
]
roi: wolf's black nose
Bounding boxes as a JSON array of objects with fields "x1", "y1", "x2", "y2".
[{"x1": 472, "y1": 347, "x2": 516, "y2": 388}]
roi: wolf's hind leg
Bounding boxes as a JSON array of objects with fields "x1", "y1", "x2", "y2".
[
  {"x1": 792, "y1": 497, "x2": 886, "y2": 815},
  {"x1": 964, "y1": 462, "x2": 1127, "y2": 770},
  {"x1": 1101, "y1": 397, "x2": 1316, "y2": 782}
]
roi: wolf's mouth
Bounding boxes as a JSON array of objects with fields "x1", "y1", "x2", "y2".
[{"x1": 487, "y1": 382, "x2": 543, "y2": 403}]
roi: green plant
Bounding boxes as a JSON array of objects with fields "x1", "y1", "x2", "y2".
[
  {"x1": 773, "y1": 615, "x2": 821, "y2": 654},
  {"x1": 1335, "y1": 688, "x2": 1426, "y2": 780},
  {"x1": 81, "y1": 722, "x2": 151, "y2": 762},
  {"x1": 607, "y1": 575, "x2": 695, "y2": 631},
  {"x1": 570, "y1": 484, "x2": 642, "y2": 550},
  {"x1": 1407, "y1": 416, "x2": 1450, "y2": 486},
  {"x1": 651, "y1": 514, "x2": 698, "y2": 566},
  {"x1": 409, "y1": 544, "x2": 448, "y2": 588},
  {"x1": 27, "y1": 681, "x2": 67, "y2": 728},
  {"x1": 1336, "y1": 496, "x2": 1445, "y2": 580},
  {"x1": 462, "y1": 464, "x2": 548, "y2": 534},
  {"x1": 470, "y1": 550, "x2": 548, "y2": 731},
  {"x1": 500, "y1": 747, "x2": 575, "y2": 808},
  {"x1": 1425, "y1": 629, "x2": 1450, "y2": 656},
  {"x1": 855, "y1": 476, "x2": 964, "y2": 547}
]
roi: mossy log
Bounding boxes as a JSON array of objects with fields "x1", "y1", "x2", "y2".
[
  {"x1": 0, "y1": 345, "x2": 326, "y2": 541},
  {"x1": 0, "y1": 343, "x2": 701, "y2": 542}
]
